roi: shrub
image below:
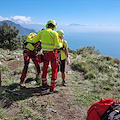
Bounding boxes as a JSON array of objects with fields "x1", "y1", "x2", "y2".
[
  {"x1": 103, "y1": 55, "x2": 113, "y2": 61},
  {"x1": 71, "y1": 53, "x2": 77, "y2": 59},
  {"x1": 2, "y1": 66, "x2": 9, "y2": 72},
  {"x1": 72, "y1": 61, "x2": 88, "y2": 73},
  {"x1": 113, "y1": 58, "x2": 120, "y2": 64},
  {"x1": 84, "y1": 71, "x2": 95, "y2": 79},
  {"x1": 0, "y1": 108, "x2": 6, "y2": 119},
  {"x1": 115, "y1": 73, "x2": 120, "y2": 78},
  {"x1": 0, "y1": 21, "x2": 22, "y2": 50},
  {"x1": 104, "y1": 85, "x2": 112, "y2": 90}
]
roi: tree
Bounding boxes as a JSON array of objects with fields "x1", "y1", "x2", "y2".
[{"x1": 0, "y1": 21, "x2": 21, "y2": 50}]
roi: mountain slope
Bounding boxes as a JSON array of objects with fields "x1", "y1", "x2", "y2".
[{"x1": 0, "y1": 20, "x2": 36, "y2": 36}]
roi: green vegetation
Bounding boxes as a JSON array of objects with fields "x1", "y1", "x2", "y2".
[
  {"x1": 0, "y1": 44, "x2": 120, "y2": 119},
  {"x1": 0, "y1": 107, "x2": 6, "y2": 119},
  {"x1": 0, "y1": 21, "x2": 27, "y2": 50},
  {"x1": 69, "y1": 46, "x2": 120, "y2": 109},
  {"x1": 70, "y1": 46, "x2": 120, "y2": 80}
]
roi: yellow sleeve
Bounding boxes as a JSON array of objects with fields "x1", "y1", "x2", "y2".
[{"x1": 64, "y1": 40, "x2": 68, "y2": 48}]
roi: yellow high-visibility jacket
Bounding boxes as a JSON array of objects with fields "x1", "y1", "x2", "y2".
[
  {"x1": 25, "y1": 32, "x2": 38, "y2": 51},
  {"x1": 30, "y1": 28, "x2": 62, "y2": 51},
  {"x1": 60, "y1": 40, "x2": 68, "y2": 60}
]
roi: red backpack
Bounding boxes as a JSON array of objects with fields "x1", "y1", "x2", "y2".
[{"x1": 87, "y1": 98, "x2": 115, "y2": 120}]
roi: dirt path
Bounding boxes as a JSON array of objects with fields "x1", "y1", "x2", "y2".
[{"x1": 1, "y1": 53, "x2": 87, "y2": 120}]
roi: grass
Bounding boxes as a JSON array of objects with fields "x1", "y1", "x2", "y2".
[
  {"x1": 0, "y1": 54, "x2": 56, "y2": 119},
  {"x1": 0, "y1": 107, "x2": 6, "y2": 119},
  {"x1": 69, "y1": 47, "x2": 120, "y2": 110},
  {"x1": 1, "y1": 47, "x2": 120, "y2": 119}
]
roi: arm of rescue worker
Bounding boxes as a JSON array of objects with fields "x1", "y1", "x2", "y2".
[
  {"x1": 66, "y1": 47, "x2": 70, "y2": 65},
  {"x1": 54, "y1": 32, "x2": 62, "y2": 50},
  {"x1": 27, "y1": 30, "x2": 42, "y2": 43},
  {"x1": 64, "y1": 40, "x2": 70, "y2": 65}
]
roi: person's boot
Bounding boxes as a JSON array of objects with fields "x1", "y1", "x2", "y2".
[
  {"x1": 20, "y1": 81, "x2": 26, "y2": 88},
  {"x1": 42, "y1": 84, "x2": 50, "y2": 90},
  {"x1": 62, "y1": 80, "x2": 67, "y2": 86},
  {"x1": 49, "y1": 88, "x2": 60, "y2": 94}
]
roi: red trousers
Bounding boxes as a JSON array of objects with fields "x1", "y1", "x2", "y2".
[
  {"x1": 42, "y1": 51, "x2": 59, "y2": 90},
  {"x1": 37, "y1": 54, "x2": 44, "y2": 63},
  {"x1": 20, "y1": 50, "x2": 41, "y2": 82}
]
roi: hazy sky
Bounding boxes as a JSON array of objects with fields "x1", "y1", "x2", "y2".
[{"x1": 0, "y1": 0, "x2": 120, "y2": 32}]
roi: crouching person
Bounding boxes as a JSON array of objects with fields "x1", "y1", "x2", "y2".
[{"x1": 20, "y1": 32, "x2": 41, "y2": 88}]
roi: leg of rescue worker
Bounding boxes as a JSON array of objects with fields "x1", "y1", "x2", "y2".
[
  {"x1": 20, "y1": 53, "x2": 30, "y2": 87},
  {"x1": 31, "y1": 56, "x2": 41, "y2": 82},
  {"x1": 50, "y1": 60, "x2": 59, "y2": 90},
  {"x1": 37, "y1": 54, "x2": 43, "y2": 63},
  {"x1": 42, "y1": 60, "x2": 49, "y2": 86},
  {"x1": 60, "y1": 60, "x2": 66, "y2": 86}
]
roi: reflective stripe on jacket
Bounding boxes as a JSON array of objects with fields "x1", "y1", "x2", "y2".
[{"x1": 25, "y1": 43, "x2": 34, "y2": 51}]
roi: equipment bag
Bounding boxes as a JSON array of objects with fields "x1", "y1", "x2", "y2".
[
  {"x1": 87, "y1": 98, "x2": 115, "y2": 120},
  {"x1": 101, "y1": 103, "x2": 120, "y2": 120}
]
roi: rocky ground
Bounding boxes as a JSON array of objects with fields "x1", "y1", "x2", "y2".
[{"x1": 0, "y1": 50, "x2": 87, "y2": 120}]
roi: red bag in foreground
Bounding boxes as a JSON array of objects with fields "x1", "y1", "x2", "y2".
[{"x1": 87, "y1": 98, "x2": 115, "y2": 120}]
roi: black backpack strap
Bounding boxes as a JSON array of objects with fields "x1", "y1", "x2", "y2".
[
  {"x1": 101, "y1": 104, "x2": 120, "y2": 120},
  {"x1": 109, "y1": 110, "x2": 118, "y2": 120},
  {"x1": 114, "y1": 114, "x2": 120, "y2": 120},
  {"x1": 109, "y1": 105, "x2": 120, "y2": 120},
  {"x1": 101, "y1": 106, "x2": 113, "y2": 120}
]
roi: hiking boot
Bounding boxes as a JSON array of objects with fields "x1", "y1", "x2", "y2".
[
  {"x1": 62, "y1": 80, "x2": 67, "y2": 86},
  {"x1": 49, "y1": 89, "x2": 60, "y2": 94},
  {"x1": 20, "y1": 82, "x2": 26, "y2": 88},
  {"x1": 42, "y1": 84, "x2": 50, "y2": 90}
]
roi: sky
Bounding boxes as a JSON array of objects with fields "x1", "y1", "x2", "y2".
[{"x1": 0, "y1": 0, "x2": 120, "y2": 32}]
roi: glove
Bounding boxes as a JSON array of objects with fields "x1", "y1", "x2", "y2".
[{"x1": 67, "y1": 57, "x2": 70, "y2": 65}]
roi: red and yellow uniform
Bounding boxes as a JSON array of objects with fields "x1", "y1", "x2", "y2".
[
  {"x1": 20, "y1": 33, "x2": 41, "y2": 87},
  {"x1": 31, "y1": 27, "x2": 62, "y2": 90}
]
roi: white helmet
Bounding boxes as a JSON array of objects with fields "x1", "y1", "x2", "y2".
[
  {"x1": 46, "y1": 20, "x2": 57, "y2": 30},
  {"x1": 57, "y1": 30, "x2": 64, "y2": 37}
]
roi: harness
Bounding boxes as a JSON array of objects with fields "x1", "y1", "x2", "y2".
[{"x1": 60, "y1": 40, "x2": 65, "y2": 51}]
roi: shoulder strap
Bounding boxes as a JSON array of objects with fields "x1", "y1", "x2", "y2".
[
  {"x1": 62, "y1": 40, "x2": 65, "y2": 48},
  {"x1": 101, "y1": 105, "x2": 113, "y2": 120}
]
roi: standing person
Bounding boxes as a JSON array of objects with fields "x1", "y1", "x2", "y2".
[
  {"x1": 57, "y1": 30, "x2": 70, "y2": 86},
  {"x1": 20, "y1": 32, "x2": 41, "y2": 88},
  {"x1": 31, "y1": 20, "x2": 62, "y2": 93}
]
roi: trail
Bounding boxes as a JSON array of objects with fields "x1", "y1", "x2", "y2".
[{"x1": 1, "y1": 51, "x2": 87, "y2": 120}]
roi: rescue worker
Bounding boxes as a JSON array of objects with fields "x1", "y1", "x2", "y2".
[
  {"x1": 57, "y1": 30, "x2": 70, "y2": 86},
  {"x1": 30, "y1": 20, "x2": 62, "y2": 93},
  {"x1": 20, "y1": 32, "x2": 41, "y2": 88}
]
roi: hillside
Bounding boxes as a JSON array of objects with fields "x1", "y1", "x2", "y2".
[
  {"x1": 0, "y1": 47, "x2": 120, "y2": 120},
  {"x1": 0, "y1": 20, "x2": 36, "y2": 36}
]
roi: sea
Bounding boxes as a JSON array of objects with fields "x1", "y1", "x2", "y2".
[{"x1": 65, "y1": 32, "x2": 120, "y2": 58}]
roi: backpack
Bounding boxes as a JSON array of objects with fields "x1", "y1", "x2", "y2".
[{"x1": 87, "y1": 98, "x2": 116, "y2": 120}]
